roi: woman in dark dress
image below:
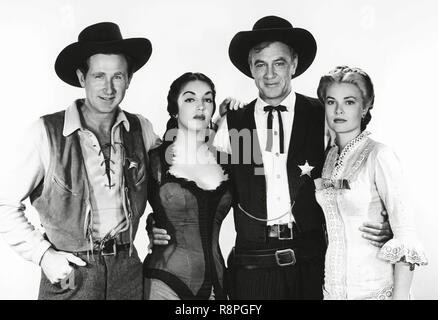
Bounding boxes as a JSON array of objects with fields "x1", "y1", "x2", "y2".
[{"x1": 143, "y1": 73, "x2": 238, "y2": 299}]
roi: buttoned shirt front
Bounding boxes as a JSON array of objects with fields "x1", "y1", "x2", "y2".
[{"x1": 214, "y1": 91, "x2": 296, "y2": 225}]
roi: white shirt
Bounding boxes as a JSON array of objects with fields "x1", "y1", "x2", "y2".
[
  {"x1": 63, "y1": 103, "x2": 129, "y2": 239},
  {"x1": 214, "y1": 91, "x2": 296, "y2": 225}
]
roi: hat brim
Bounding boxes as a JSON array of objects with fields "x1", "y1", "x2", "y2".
[
  {"x1": 55, "y1": 38, "x2": 152, "y2": 87},
  {"x1": 228, "y1": 28, "x2": 316, "y2": 78}
]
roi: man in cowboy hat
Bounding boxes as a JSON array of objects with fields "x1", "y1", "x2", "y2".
[
  {"x1": 212, "y1": 15, "x2": 392, "y2": 299},
  {"x1": 0, "y1": 22, "x2": 160, "y2": 299}
]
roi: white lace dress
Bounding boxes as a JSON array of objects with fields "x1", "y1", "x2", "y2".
[{"x1": 315, "y1": 132, "x2": 427, "y2": 300}]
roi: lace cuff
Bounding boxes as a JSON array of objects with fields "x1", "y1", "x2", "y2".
[{"x1": 378, "y1": 238, "x2": 428, "y2": 269}]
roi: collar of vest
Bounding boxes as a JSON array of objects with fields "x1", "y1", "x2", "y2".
[{"x1": 63, "y1": 99, "x2": 130, "y2": 137}]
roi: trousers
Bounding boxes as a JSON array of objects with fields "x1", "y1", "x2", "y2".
[{"x1": 38, "y1": 246, "x2": 143, "y2": 300}]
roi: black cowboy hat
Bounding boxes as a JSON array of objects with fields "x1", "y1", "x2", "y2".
[
  {"x1": 55, "y1": 22, "x2": 152, "y2": 87},
  {"x1": 228, "y1": 16, "x2": 317, "y2": 79}
]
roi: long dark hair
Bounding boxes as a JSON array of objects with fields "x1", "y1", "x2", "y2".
[{"x1": 164, "y1": 72, "x2": 217, "y2": 138}]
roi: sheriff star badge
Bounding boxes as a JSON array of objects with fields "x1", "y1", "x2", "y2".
[{"x1": 298, "y1": 160, "x2": 314, "y2": 177}]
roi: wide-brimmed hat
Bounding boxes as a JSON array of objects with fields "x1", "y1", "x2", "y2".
[
  {"x1": 55, "y1": 22, "x2": 152, "y2": 87},
  {"x1": 229, "y1": 16, "x2": 317, "y2": 78}
]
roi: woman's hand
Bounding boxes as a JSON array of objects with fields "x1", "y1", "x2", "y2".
[{"x1": 218, "y1": 97, "x2": 246, "y2": 117}]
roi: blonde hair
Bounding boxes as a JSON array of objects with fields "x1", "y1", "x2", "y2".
[{"x1": 317, "y1": 66, "x2": 375, "y2": 131}]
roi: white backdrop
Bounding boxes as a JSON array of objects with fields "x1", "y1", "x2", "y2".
[{"x1": 0, "y1": 0, "x2": 437, "y2": 299}]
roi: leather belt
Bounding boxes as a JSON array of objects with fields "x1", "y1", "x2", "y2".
[
  {"x1": 74, "y1": 238, "x2": 130, "y2": 256},
  {"x1": 233, "y1": 247, "x2": 321, "y2": 269}
]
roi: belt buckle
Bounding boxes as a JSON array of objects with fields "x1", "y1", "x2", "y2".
[
  {"x1": 278, "y1": 224, "x2": 293, "y2": 240},
  {"x1": 101, "y1": 239, "x2": 117, "y2": 256},
  {"x1": 275, "y1": 248, "x2": 296, "y2": 267}
]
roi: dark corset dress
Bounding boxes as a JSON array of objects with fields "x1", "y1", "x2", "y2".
[{"x1": 143, "y1": 145, "x2": 232, "y2": 299}]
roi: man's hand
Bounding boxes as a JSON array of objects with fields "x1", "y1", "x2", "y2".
[
  {"x1": 40, "y1": 247, "x2": 87, "y2": 284},
  {"x1": 146, "y1": 213, "x2": 171, "y2": 253},
  {"x1": 151, "y1": 227, "x2": 171, "y2": 245},
  {"x1": 219, "y1": 97, "x2": 246, "y2": 117},
  {"x1": 147, "y1": 227, "x2": 171, "y2": 253},
  {"x1": 359, "y1": 220, "x2": 393, "y2": 248}
]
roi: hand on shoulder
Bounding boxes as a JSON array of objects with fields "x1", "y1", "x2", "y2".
[{"x1": 218, "y1": 97, "x2": 246, "y2": 117}]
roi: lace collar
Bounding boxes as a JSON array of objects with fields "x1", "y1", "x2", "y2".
[
  {"x1": 335, "y1": 131, "x2": 370, "y2": 162},
  {"x1": 331, "y1": 131, "x2": 371, "y2": 179},
  {"x1": 168, "y1": 141, "x2": 228, "y2": 191}
]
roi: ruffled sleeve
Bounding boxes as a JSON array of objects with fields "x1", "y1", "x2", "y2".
[
  {"x1": 378, "y1": 238, "x2": 428, "y2": 267},
  {"x1": 373, "y1": 145, "x2": 428, "y2": 268}
]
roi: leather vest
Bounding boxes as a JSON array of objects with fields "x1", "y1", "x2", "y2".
[{"x1": 30, "y1": 109, "x2": 148, "y2": 252}]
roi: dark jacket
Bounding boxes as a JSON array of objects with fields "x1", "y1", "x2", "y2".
[{"x1": 226, "y1": 93, "x2": 326, "y2": 247}]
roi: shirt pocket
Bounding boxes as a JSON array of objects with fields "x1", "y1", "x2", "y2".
[{"x1": 52, "y1": 175, "x2": 79, "y2": 196}]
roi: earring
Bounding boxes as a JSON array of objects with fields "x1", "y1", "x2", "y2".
[{"x1": 209, "y1": 120, "x2": 218, "y2": 131}]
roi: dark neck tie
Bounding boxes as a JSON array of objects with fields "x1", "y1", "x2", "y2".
[{"x1": 263, "y1": 105, "x2": 287, "y2": 154}]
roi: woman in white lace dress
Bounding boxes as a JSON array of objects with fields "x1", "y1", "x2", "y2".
[{"x1": 314, "y1": 66, "x2": 428, "y2": 300}]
